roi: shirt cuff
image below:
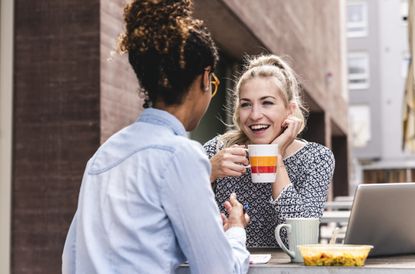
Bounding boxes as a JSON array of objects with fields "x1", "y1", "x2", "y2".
[{"x1": 225, "y1": 227, "x2": 247, "y2": 244}]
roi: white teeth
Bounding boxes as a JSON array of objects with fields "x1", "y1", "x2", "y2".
[{"x1": 250, "y1": 124, "x2": 269, "y2": 130}]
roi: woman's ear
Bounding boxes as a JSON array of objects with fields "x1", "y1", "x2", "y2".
[
  {"x1": 288, "y1": 101, "x2": 297, "y2": 115},
  {"x1": 202, "y1": 69, "x2": 210, "y2": 92}
]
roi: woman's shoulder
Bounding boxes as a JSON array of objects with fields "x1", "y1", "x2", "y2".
[
  {"x1": 202, "y1": 135, "x2": 223, "y2": 158},
  {"x1": 307, "y1": 142, "x2": 334, "y2": 157},
  {"x1": 203, "y1": 135, "x2": 221, "y2": 148},
  {"x1": 305, "y1": 141, "x2": 332, "y2": 152},
  {"x1": 301, "y1": 142, "x2": 335, "y2": 167},
  {"x1": 285, "y1": 141, "x2": 334, "y2": 162}
]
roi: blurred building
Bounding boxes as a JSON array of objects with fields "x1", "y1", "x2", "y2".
[
  {"x1": 347, "y1": 0, "x2": 415, "y2": 185},
  {"x1": 0, "y1": 0, "x2": 348, "y2": 273}
]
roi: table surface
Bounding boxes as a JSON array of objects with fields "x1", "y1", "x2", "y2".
[
  {"x1": 325, "y1": 201, "x2": 353, "y2": 210},
  {"x1": 177, "y1": 249, "x2": 415, "y2": 274},
  {"x1": 334, "y1": 196, "x2": 354, "y2": 202},
  {"x1": 320, "y1": 210, "x2": 351, "y2": 224}
]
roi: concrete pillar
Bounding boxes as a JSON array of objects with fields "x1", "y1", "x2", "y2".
[
  {"x1": 302, "y1": 112, "x2": 326, "y2": 145},
  {"x1": 0, "y1": 0, "x2": 14, "y2": 273},
  {"x1": 332, "y1": 136, "x2": 350, "y2": 197}
]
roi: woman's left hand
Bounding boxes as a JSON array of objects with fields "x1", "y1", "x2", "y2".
[{"x1": 271, "y1": 115, "x2": 303, "y2": 157}]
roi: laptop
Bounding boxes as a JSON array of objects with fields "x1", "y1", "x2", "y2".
[{"x1": 343, "y1": 182, "x2": 415, "y2": 257}]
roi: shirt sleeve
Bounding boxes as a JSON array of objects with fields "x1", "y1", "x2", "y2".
[
  {"x1": 271, "y1": 146, "x2": 335, "y2": 221},
  {"x1": 62, "y1": 212, "x2": 78, "y2": 274},
  {"x1": 160, "y1": 140, "x2": 249, "y2": 274}
]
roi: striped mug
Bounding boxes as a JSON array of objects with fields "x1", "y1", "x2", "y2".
[{"x1": 247, "y1": 144, "x2": 278, "y2": 183}]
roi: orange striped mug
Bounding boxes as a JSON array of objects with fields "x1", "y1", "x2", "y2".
[{"x1": 247, "y1": 144, "x2": 278, "y2": 183}]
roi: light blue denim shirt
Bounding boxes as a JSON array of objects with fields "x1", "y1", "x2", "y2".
[{"x1": 62, "y1": 108, "x2": 249, "y2": 274}]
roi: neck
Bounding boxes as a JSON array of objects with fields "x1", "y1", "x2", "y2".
[
  {"x1": 151, "y1": 74, "x2": 205, "y2": 131},
  {"x1": 154, "y1": 101, "x2": 190, "y2": 130},
  {"x1": 284, "y1": 139, "x2": 306, "y2": 158}
]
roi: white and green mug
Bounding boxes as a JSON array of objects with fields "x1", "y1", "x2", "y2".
[{"x1": 275, "y1": 217, "x2": 320, "y2": 263}]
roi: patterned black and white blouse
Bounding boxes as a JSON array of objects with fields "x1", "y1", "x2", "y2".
[{"x1": 203, "y1": 136, "x2": 335, "y2": 248}]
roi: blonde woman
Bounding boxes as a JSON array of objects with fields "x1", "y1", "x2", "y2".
[{"x1": 203, "y1": 54, "x2": 335, "y2": 247}]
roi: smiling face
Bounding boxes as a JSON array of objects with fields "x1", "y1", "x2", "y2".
[{"x1": 238, "y1": 76, "x2": 292, "y2": 144}]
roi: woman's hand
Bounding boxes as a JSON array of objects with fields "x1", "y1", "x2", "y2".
[
  {"x1": 272, "y1": 115, "x2": 303, "y2": 157},
  {"x1": 210, "y1": 145, "x2": 249, "y2": 182}
]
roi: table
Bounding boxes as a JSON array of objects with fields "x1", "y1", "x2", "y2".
[
  {"x1": 320, "y1": 210, "x2": 350, "y2": 224},
  {"x1": 334, "y1": 196, "x2": 354, "y2": 202},
  {"x1": 325, "y1": 201, "x2": 353, "y2": 210},
  {"x1": 177, "y1": 249, "x2": 415, "y2": 274}
]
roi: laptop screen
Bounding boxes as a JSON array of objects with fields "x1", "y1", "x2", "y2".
[{"x1": 343, "y1": 183, "x2": 415, "y2": 257}]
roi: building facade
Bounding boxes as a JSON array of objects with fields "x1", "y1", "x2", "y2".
[
  {"x1": 347, "y1": 0, "x2": 415, "y2": 185},
  {"x1": 0, "y1": 1, "x2": 348, "y2": 273}
]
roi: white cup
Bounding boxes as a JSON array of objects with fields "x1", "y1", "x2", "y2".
[
  {"x1": 275, "y1": 218, "x2": 320, "y2": 263},
  {"x1": 247, "y1": 144, "x2": 278, "y2": 183}
]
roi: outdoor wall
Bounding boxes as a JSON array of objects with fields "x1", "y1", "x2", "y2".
[
  {"x1": 379, "y1": 0, "x2": 411, "y2": 160},
  {"x1": 349, "y1": 0, "x2": 415, "y2": 182},
  {"x1": 100, "y1": 0, "x2": 142, "y2": 143},
  {"x1": 13, "y1": 1, "x2": 100, "y2": 273},
  {"x1": 348, "y1": 0, "x2": 383, "y2": 159},
  {"x1": 1, "y1": 1, "x2": 14, "y2": 273}
]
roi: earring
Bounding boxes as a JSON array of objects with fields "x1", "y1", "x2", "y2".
[
  {"x1": 138, "y1": 88, "x2": 146, "y2": 99},
  {"x1": 138, "y1": 88, "x2": 152, "y2": 108}
]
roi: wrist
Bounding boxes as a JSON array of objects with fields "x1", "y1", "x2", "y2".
[
  {"x1": 210, "y1": 165, "x2": 218, "y2": 182},
  {"x1": 276, "y1": 161, "x2": 285, "y2": 174},
  {"x1": 228, "y1": 223, "x2": 246, "y2": 230}
]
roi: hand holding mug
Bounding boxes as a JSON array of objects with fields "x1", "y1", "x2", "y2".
[
  {"x1": 210, "y1": 145, "x2": 249, "y2": 181},
  {"x1": 248, "y1": 144, "x2": 278, "y2": 183}
]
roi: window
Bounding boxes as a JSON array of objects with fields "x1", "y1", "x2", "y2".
[
  {"x1": 349, "y1": 105, "x2": 371, "y2": 148},
  {"x1": 401, "y1": 0, "x2": 408, "y2": 23},
  {"x1": 348, "y1": 52, "x2": 370, "y2": 89},
  {"x1": 402, "y1": 51, "x2": 410, "y2": 78},
  {"x1": 347, "y1": 1, "x2": 368, "y2": 37}
]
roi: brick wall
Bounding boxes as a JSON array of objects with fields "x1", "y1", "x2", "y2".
[
  {"x1": 13, "y1": 1, "x2": 143, "y2": 272},
  {"x1": 13, "y1": 1, "x2": 100, "y2": 273}
]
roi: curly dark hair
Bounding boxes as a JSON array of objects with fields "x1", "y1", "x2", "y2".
[{"x1": 118, "y1": 0, "x2": 219, "y2": 107}]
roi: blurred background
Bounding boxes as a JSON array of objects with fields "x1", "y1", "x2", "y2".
[{"x1": 0, "y1": 0, "x2": 414, "y2": 273}]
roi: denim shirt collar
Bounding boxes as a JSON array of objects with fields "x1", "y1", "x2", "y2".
[{"x1": 137, "y1": 108, "x2": 187, "y2": 137}]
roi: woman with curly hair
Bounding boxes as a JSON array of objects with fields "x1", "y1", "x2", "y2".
[{"x1": 62, "y1": 1, "x2": 250, "y2": 273}]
